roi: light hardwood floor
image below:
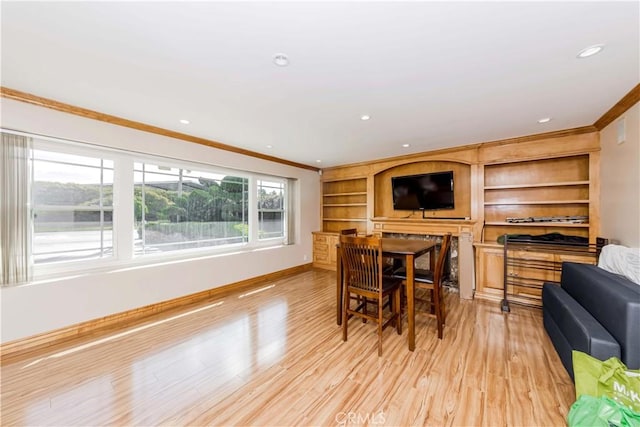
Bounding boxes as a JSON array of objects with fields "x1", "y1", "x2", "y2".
[{"x1": 0, "y1": 270, "x2": 575, "y2": 426}]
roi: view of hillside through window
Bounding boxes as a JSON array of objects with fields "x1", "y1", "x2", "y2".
[
  {"x1": 30, "y1": 147, "x2": 288, "y2": 265},
  {"x1": 32, "y1": 149, "x2": 114, "y2": 264},
  {"x1": 134, "y1": 162, "x2": 250, "y2": 254}
]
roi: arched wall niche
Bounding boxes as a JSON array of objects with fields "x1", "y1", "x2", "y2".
[{"x1": 374, "y1": 161, "x2": 471, "y2": 219}]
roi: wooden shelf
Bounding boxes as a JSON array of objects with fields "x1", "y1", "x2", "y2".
[
  {"x1": 484, "y1": 200, "x2": 589, "y2": 206},
  {"x1": 323, "y1": 192, "x2": 367, "y2": 197},
  {"x1": 484, "y1": 221, "x2": 589, "y2": 228},
  {"x1": 322, "y1": 178, "x2": 368, "y2": 234},
  {"x1": 484, "y1": 180, "x2": 589, "y2": 190}
]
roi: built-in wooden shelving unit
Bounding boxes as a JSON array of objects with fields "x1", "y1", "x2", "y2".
[
  {"x1": 321, "y1": 178, "x2": 368, "y2": 233},
  {"x1": 482, "y1": 154, "x2": 594, "y2": 243},
  {"x1": 317, "y1": 130, "x2": 601, "y2": 306}
]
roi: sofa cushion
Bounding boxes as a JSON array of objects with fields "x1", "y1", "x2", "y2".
[
  {"x1": 542, "y1": 283, "x2": 620, "y2": 377},
  {"x1": 560, "y1": 263, "x2": 640, "y2": 369}
]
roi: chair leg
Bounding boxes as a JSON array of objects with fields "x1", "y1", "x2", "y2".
[
  {"x1": 342, "y1": 289, "x2": 349, "y2": 342},
  {"x1": 394, "y1": 287, "x2": 402, "y2": 335},
  {"x1": 441, "y1": 288, "x2": 446, "y2": 325},
  {"x1": 429, "y1": 289, "x2": 435, "y2": 314},
  {"x1": 434, "y1": 286, "x2": 443, "y2": 340},
  {"x1": 399, "y1": 282, "x2": 406, "y2": 316},
  {"x1": 377, "y1": 302, "x2": 383, "y2": 357},
  {"x1": 362, "y1": 297, "x2": 368, "y2": 323}
]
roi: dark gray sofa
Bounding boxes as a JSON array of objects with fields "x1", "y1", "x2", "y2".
[{"x1": 542, "y1": 262, "x2": 640, "y2": 379}]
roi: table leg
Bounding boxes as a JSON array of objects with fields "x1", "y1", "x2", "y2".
[
  {"x1": 429, "y1": 247, "x2": 436, "y2": 315},
  {"x1": 336, "y1": 245, "x2": 343, "y2": 325},
  {"x1": 407, "y1": 253, "x2": 415, "y2": 351}
]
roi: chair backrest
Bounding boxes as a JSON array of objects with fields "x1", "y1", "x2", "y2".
[
  {"x1": 340, "y1": 235, "x2": 383, "y2": 294},
  {"x1": 433, "y1": 233, "x2": 452, "y2": 286},
  {"x1": 340, "y1": 228, "x2": 358, "y2": 236}
]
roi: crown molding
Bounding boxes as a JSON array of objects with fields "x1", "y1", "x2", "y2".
[
  {"x1": 0, "y1": 87, "x2": 320, "y2": 172},
  {"x1": 321, "y1": 125, "x2": 597, "y2": 172},
  {"x1": 594, "y1": 83, "x2": 640, "y2": 130}
]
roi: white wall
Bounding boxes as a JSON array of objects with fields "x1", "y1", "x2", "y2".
[
  {"x1": 0, "y1": 98, "x2": 321, "y2": 343},
  {"x1": 599, "y1": 101, "x2": 640, "y2": 247}
]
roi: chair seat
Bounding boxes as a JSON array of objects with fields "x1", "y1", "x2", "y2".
[
  {"x1": 350, "y1": 276, "x2": 400, "y2": 294},
  {"x1": 392, "y1": 267, "x2": 435, "y2": 284},
  {"x1": 382, "y1": 276, "x2": 402, "y2": 292}
]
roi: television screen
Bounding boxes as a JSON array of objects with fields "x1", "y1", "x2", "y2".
[{"x1": 392, "y1": 171, "x2": 454, "y2": 210}]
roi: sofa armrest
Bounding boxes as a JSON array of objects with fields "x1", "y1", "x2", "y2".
[
  {"x1": 542, "y1": 283, "x2": 620, "y2": 378},
  {"x1": 560, "y1": 262, "x2": 640, "y2": 369}
]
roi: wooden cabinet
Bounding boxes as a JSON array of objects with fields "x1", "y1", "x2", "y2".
[
  {"x1": 312, "y1": 231, "x2": 339, "y2": 270},
  {"x1": 474, "y1": 242, "x2": 597, "y2": 307},
  {"x1": 474, "y1": 244, "x2": 505, "y2": 302},
  {"x1": 322, "y1": 178, "x2": 368, "y2": 233}
]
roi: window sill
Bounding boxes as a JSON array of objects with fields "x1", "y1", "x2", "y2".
[{"x1": 29, "y1": 242, "x2": 288, "y2": 285}]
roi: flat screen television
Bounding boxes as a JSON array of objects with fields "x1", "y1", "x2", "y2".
[{"x1": 392, "y1": 171, "x2": 454, "y2": 211}]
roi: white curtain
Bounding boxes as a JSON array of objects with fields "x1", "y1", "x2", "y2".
[
  {"x1": 1, "y1": 132, "x2": 32, "y2": 285},
  {"x1": 286, "y1": 178, "x2": 297, "y2": 245}
]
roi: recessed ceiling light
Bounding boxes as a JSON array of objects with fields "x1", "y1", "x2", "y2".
[
  {"x1": 266, "y1": 144, "x2": 273, "y2": 149},
  {"x1": 316, "y1": 160, "x2": 322, "y2": 163},
  {"x1": 577, "y1": 44, "x2": 604, "y2": 58},
  {"x1": 179, "y1": 119, "x2": 190, "y2": 124},
  {"x1": 537, "y1": 117, "x2": 552, "y2": 124},
  {"x1": 360, "y1": 115, "x2": 371, "y2": 121},
  {"x1": 402, "y1": 144, "x2": 410, "y2": 148},
  {"x1": 273, "y1": 53, "x2": 289, "y2": 67}
]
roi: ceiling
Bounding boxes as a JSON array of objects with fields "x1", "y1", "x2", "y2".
[{"x1": 1, "y1": 2, "x2": 638, "y2": 168}]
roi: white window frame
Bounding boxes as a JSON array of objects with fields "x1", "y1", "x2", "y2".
[
  {"x1": 255, "y1": 177, "x2": 288, "y2": 244},
  {"x1": 31, "y1": 139, "x2": 128, "y2": 278},
  {"x1": 9, "y1": 132, "x2": 293, "y2": 280}
]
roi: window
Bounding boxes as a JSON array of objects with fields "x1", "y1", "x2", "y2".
[
  {"x1": 31, "y1": 148, "x2": 114, "y2": 264},
  {"x1": 134, "y1": 162, "x2": 249, "y2": 255},
  {"x1": 1, "y1": 129, "x2": 295, "y2": 278},
  {"x1": 257, "y1": 179, "x2": 286, "y2": 241}
]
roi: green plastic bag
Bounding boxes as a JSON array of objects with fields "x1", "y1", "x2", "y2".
[
  {"x1": 573, "y1": 351, "x2": 640, "y2": 412},
  {"x1": 567, "y1": 395, "x2": 640, "y2": 427}
]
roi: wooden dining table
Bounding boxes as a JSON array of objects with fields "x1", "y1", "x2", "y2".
[{"x1": 336, "y1": 237, "x2": 437, "y2": 351}]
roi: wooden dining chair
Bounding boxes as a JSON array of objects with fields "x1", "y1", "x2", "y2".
[
  {"x1": 340, "y1": 235, "x2": 402, "y2": 356},
  {"x1": 392, "y1": 233, "x2": 452, "y2": 339},
  {"x1": 340, "y1": 228, "x2": 358, "y2": 236},
  {"x1": 340, "y1": 228, "x2": 366, "y2": 316}
]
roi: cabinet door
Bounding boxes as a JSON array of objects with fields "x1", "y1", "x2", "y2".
[
  {"x1": 312, "y1": 234, "x2": 330, "y2": 266},
  {"x1": 312, "y1": 233, "x2": 339, "y2": 270},
  {"x1": 329, "y1": 235, "x2": 339, "y2": 264},
  {"x1": 506, "y1": 250, "x2": 555, "y2": 299},
  {"x1": 475, "y1": 247, "x2": 504, "y2": 300}
]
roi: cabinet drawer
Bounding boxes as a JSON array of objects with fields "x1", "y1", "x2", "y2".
[
  {"x1": 313, "y1": 235, "x2": 329, "y2": 244},
  {"x1": 313, "y1": 243, "x2": 329, "y2": 253},
  {"x1": 313, "y1": 250, "x2": 330, "y2": 264},
  {"x1": 506, "y1": 265, "x2": 555, "y2": 282}
]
